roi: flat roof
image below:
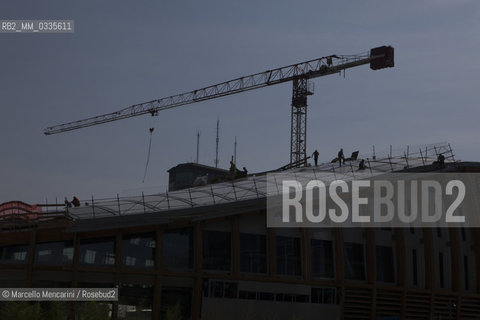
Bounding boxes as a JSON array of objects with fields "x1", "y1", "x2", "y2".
[{"x1": 66, "y1": 142, "x2": 457, "y2": 222}]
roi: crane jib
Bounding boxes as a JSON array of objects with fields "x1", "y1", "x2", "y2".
[{"x1": 44, "y1": 46, "x2": 393, "y2": 137}]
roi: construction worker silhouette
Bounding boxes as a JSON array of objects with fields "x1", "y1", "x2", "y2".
[
  {"x1": 358, "y1": 159, "x2": 367, "y2": 170},
  {"x1": 313, "y1": 150, "x2": 319, "y2": 166},
  {"x1": 338, "y1": 148, "x2": 345, "y2": 167},
  {"x1": 72, "y1": 196, "x2": 80, "y2": 207}
]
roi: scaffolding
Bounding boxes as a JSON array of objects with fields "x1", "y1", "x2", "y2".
[{"x1": 64, "y1": 142, "x2": 455, "y2": 220}]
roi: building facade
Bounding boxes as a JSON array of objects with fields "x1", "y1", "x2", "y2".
[{"x1": 1, "y1": 145, "x2": 480, "y2": 319}]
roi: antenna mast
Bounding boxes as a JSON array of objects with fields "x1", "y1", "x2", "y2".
[
  {"x1": 234, "y1": 136, "x2": 237, "y2": 165},
  {"x1": 196, "y1": 131, "x2": 200, "y2": 164},
  {"x1": 215, "y1": 119, "x2": 219, "y2": 168}
]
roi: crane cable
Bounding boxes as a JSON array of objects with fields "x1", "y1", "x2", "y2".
[{"x1": 142, "y1": 127, "x2": 154, "y2": 183}]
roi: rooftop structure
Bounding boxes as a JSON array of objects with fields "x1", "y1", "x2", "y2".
[
  {"x1": 2, "y1": 142, "x2": 479, "y2": 320},
  {"x1": 63, "y1": 142, "x2": 456, "y2": 221},
  {"x1": 167, "y1": 162, "x2": 229, "y2": 191}
]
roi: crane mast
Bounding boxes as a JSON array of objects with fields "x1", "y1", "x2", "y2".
[{"x1": 44, "y1": 46, "x2": 394, "y2": 167}]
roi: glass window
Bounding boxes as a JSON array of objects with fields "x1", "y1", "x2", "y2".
[
  {"x1": 119, "y1": 283, "x2": 153, "y2": 320},
  {"x1": 311, "y1": 239, "x2": 334, "y2": 278},
  {"x1": 436, "y1": 228, "x2": 442, "y2": 238},
  {"x1": 464, "y1": 255, "x2": 469, "y2": 291},
  {"x1": 439, "y1": 252, "x2": 445, "y2": 288},
  {"x1": 257, "y1": 292, "x2": 274, "y2": 301},
  {"x1": 311, "y1": 287, "x2": 340, "y2": 304},
  {"x1": 208, "y1": 280, "x2": 238, "y2": 299},
  {"x1": 122, "y1": 233, "x2": 155, "y2": 268},
  {"x1": 276, "y1": 236, "x2": 301, "y2": 276},
  {"x1": 276, "y1": 293, "x2": 293, "y2": 302},
  {"x1": 344, "y1": 242, "x2": 365, "y2": 281},
  {"x1": 162, "y1": 228, "x2": 193, "y2": 270},
  {"x1": 35, "y1": 241, "x2": 73, "y2": 265},
  {"x1": 79, "y1": 237, "x2": 115, "y2": 266},
  {"x1": 210, "y1": 280, "x2": 224, "y2": 298},
  {"x1": 376, "y1": 246, "x2": 395, "y2": 283},
  {"x1": 239, "y1": 291, "x2": 256, "y2": 300},
  {"x1": 412, "y1": 249, "x2": 418, "y2": 286},
  {"x1": 161, "y1": 287, "x2": 192, "y2": 320},
  {"x1": 240, "y1": 233, "x2": 266, "y2": 274},
  {"x1": 0, "y1": 244, "x2": 28, "y2": 263},
  {"x1": 202, "y1": 230, "x2": 231, "y2": 271},
  {"x1": 76, "y1": 302, "x2": 112, "y2": 320}
]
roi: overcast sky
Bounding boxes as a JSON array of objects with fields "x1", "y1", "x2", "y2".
[{"x1": 1, "y1": 0, "x2": 479, "y2": 204}]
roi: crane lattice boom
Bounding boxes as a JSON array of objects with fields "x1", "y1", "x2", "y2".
[{"x1": 44, "y1": 46, "x2": 394, "y2": 166}]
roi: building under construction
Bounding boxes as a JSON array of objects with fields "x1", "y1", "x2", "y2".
[{"x1": 2, "y1": 142, "x2": 480, "y2": 319}]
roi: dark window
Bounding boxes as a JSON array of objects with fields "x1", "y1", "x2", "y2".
[
  {"x1": 210, "y1": 280, "x2": 224, "y2": 298},
  {"x1": 436, "y1": 228, "x2": 442, "y2": 238},
  {"x1": 75, "y1": 301, "x2": 112, "y2": 319},
  {"x1": 376, "y1": 246, "x2": 395, "y2": 283},
  {"x1": 461, "y1": 227, "x2": 467, "y2": 241},
  {"x1": 439, "y1": 252, "x2": 445, "y2": 288},
  {"x1": 119, "y1": 283, "x2": 153, "y2": 319},
  {"x1": 223, "y1": 282, "x2": 237, "y2": 298},
  {"x1": 344, "y1": 242, "x2": 365, "y2": 281},
  {"x1": 163, "y1": 228, "x2": 193, "y2": 270},
  {"x1": 276, "y1": 293, "x2": 293, "y2": 302},
  {"x1": 161, "y1": 287, "x2": 192, "y2": 320},
  {"x1": 412, "y1": 249, "x2": 418, "y2": 286},
  {"x1": 464, "y1": 255, "x2": 469, "y2": 291},
  {"x1": 208, "y1": 280, "x2": 237, "y2": 299},
  {"x1": 311, "y1": 239, "x2": 334, "y2": 278},
  {"x1": 323, "y1": 288, "x2": 335, "y2": 304},
  {"x1": 257, "y1": 292, "x2": 274, "y2": 301},
  {"x1": 0, "y1": 244, "x2": 28, "y2": 263},
  {"x1": 202, "y1": 230, "x2": 231, "y2": 271},
  {"x1": 239, "y1": 291, "x2": 256, "y2": 300},
  {"x1": 79, "y1": 237, "x2": 115, "y2": 266},
  {"x1": 240, "y1": 233, "x2": 267, "y2": 274},
  {"x1": 122, "y1": 233, "x2": 155, "y2": 268},
  {"x1": 311, "y1": 288, "x2": 323, "y2": 304},
  {"x1": 294, "y1": 294, "x2": 309, "y2": 303},
  {"x1": 276, "y1": 236, "x2": 301, "y2": 276},
  {"x1": 35, "y1": 241, "x2": 73, "y2": 265},
  {"x1": 311, "y1": 287, "x2": 339, "y2": 304},
  {"x1": 409, "y1": 226, "x2": 415, "y2": 235}
]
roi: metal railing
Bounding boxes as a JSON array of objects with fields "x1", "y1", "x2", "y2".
[{"x1": 62, "y1": 142, "x2": 456, "y2": 220}]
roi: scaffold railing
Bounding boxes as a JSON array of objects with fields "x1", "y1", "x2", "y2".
[{"x1": 61, "y1": 142, "x2": 456, "y2": 220}]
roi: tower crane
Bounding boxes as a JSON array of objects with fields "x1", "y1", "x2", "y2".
[{"x1": 44, "y1": 46, "x2": 394, "y2": 167}]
